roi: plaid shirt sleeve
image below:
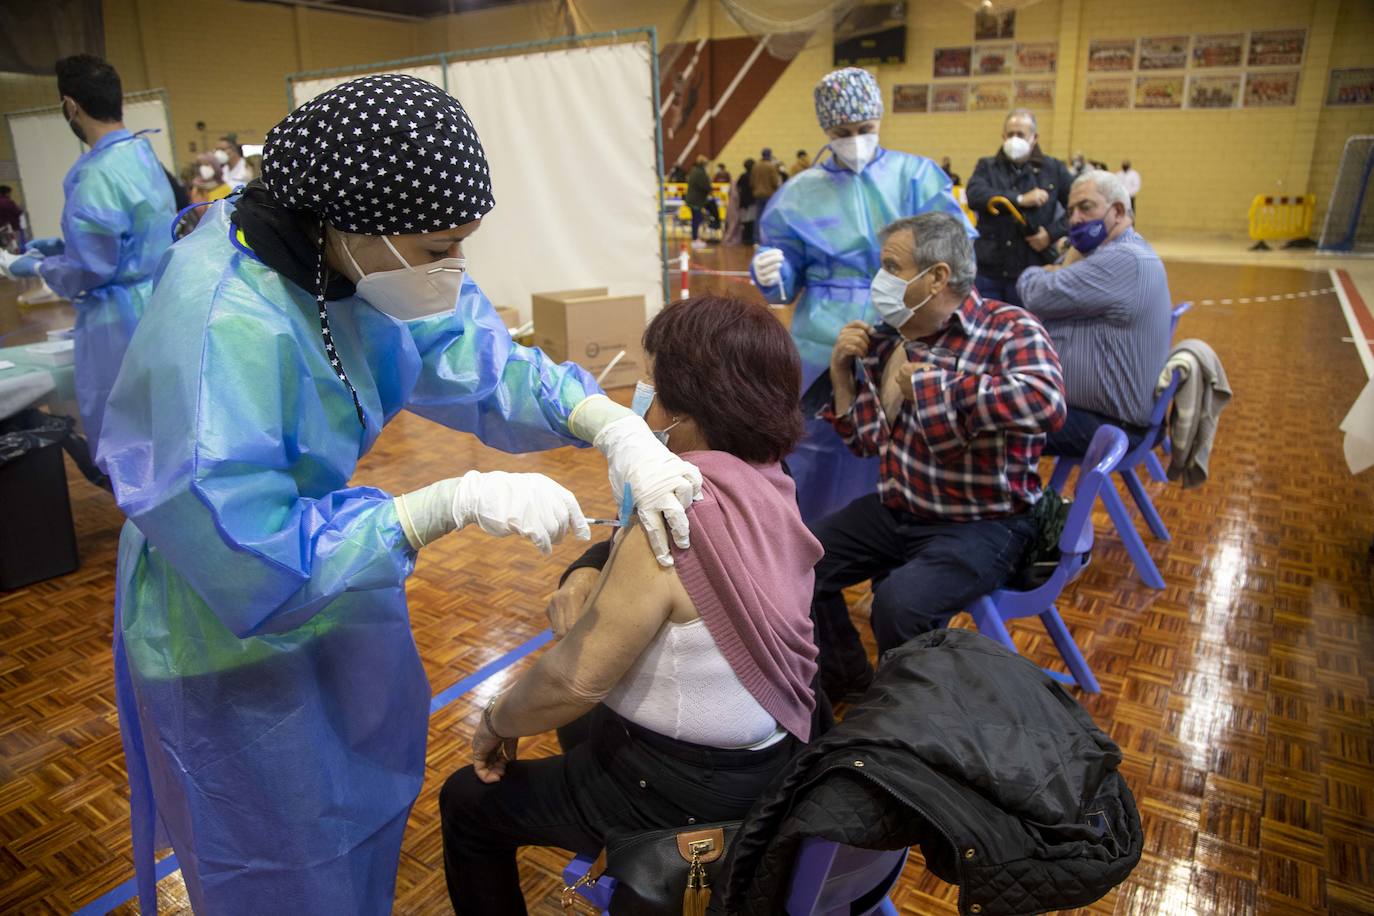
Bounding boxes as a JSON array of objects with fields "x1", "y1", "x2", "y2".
[
  {"x1": 820, "y1": 364, "x2": 886, "y2": 458},
  {"x1": 909, "y1": 308, "x2": 1065, "y2": 457}
]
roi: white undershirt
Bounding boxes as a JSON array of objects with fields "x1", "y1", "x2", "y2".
[{"x1": 605, "y1": 618, "x2": 786, "y2": 749}]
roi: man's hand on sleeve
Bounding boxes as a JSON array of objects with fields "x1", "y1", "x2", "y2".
[
  {"x1": 830, "y1": 321, "x2": 872, "y2": 379},
  {"x1": 1017, "y1": 188, "x2": 1050, "y2": 208},
  {"x1": 1025, "y1": 227, "x2": 1051, "y2": 253}
]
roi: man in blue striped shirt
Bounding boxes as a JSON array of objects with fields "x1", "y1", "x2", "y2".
[{"x1": 1015, "y1": 169, "x2": 1172, "y2": 457}]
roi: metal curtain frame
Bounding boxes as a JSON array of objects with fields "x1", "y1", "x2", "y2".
[
  {"x1": 3, "y1": 87, "x2": 178, "y2": 222},
  {"x1": 283, "y1": 29, "x2": 669, "y2": 302}
]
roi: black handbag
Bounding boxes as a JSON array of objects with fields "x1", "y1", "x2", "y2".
[{"x1": 562, "y1": 821, "x2": 741, "y2": 916}]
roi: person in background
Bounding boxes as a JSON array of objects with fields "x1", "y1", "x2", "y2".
[
  {"x1": 0, "y1": 54, "x2": 175, "y2": 451},
  {"x1": 685, "y1": 154, "x2": 713, "y2": 250},
  {"x1": 0, "y1": 185, "x2": 22, "y2": 236},
  {"x1": 97, "y1": 74, "x2": 702, "y2": 916},
  {"x1": 216, "y1": 134, "x2": 253, "y2": 189},
  {"x1": 810, "y1": 212, "x2": 1064, "y2": 701},
  {"x1": 965, "y1": 108, "x2": 1073, "y2": 307},
  {"x1": 751, "y1": 147, "x2": 783, "y2": 209},
  {"x1": 1117, "y1": 159, "x2": 1141, "y2": 214},
  {"x1": 1016, "y1": 169, "x2": 1170, "y2": 458},
  {"x1": 940, "y1": 156, "x2": 961, "y2": 187},
  {"x1": 750, "y1": 67, "x2": 973, "y2": 522},
  {"x1": 1069, "y1": 150, "x2": 1089, "y2": 179},
  {"x1": 793, "y1": 147, "x2": 813, "y2": 175},
  {"x1": 440, "y1": 295, "x2": 821, "y2": 914},
  {"x1": 668, "y1": 163, "x2": 687, "y2": 182},
  {"x1": 736, "y1": 157, "x2": 757, "y2": 245},
  {"x1": 713, "y1": 162, "x2": 731, "y2": 183},
  {"x1": 189, "y1": 154, "x2": 232, "y2": 204}
]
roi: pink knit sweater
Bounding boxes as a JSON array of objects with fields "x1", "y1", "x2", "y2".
[{"x1": 670, "y1": 450, "x2": 824, "y2": 741}]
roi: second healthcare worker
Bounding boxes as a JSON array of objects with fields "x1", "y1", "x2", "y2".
[{"x1": 97, "y1": 75, "x2": 701, "y2": 915}]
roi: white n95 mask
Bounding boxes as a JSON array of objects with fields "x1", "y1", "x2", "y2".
[
  {"x1": 213, "y1": 149, "x2": 230, "y2": 164},
  {"x1": 831, "y1": 134, "x2": 879, "y2": 173},
  {"x1": 870, "y1": 264, "x2": 935, "y2": 331},
  {"x1": 1002, "y1": 136, "x2": 1031, "y2": 162},
  {"x1": 198, "y1": 164, "x2": 217, "y2": 181},
  {"x1": 341, "y1": 234, "x2": 466, "y2": 322}
]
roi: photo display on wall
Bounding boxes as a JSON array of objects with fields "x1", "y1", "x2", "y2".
[
  {"x1": 1014, "y1": 80, "x2": 1054, "y2": 108},
  {"x1": 1085, "y1": 77, "x2": 1132, "y2": 109},
  {"x1": 1186, "y1": 74, "x2": 1241, "y2": 109},
  {"x1": 930, "y1": 83, "x2": 969, "y2": 112},
  {"x1": 1244, "y1": 70, "x2": 1300, "y2": 107},
  {"x1": 1088, "y1": 39, "x2": 1137, "y2": 72},
  {"x1": 1015, "y1": 42, "x2": 1057, "y2": 73},
  {"x1": 1135, "y1": 75, "x2": 1184, "y2": 109},
  {"x1": 1247, "y1": 30, "x2": 1305, "y2": 67},
  {"x1": 974, "y1": 44, "x2": 1013, "y2": 76},
  {"x1": 970, "y1": 82, "x2": 1012, "y2": 111},
  {"x1": 974, "y1": 9, "x2": 1015, "y2": 40},
  {"x1": 934, "y1": 47, "x2": 972, "y2": 78},
  {"x1": 893, "y1": 83, "x2": 930, "y2": 113},
  {"x1": 1327, "y1": 68, "x2": 1374, "y2": 106},
  {"x1": 1138, "y1": 36, "x2": 1189, "y2": 70},
  {"x1": 1192, "y1": 34, "x2": 1245, "y2": 68}
]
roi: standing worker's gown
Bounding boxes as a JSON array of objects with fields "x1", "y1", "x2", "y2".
[
  {"x1": 97, "y1": 202, "x2": 601, "y2": 915},
  {"x1": 38, "y1": 129, "x2": 175, "y2": 450},
  {"x1": 755, "y1": 147, "x2": 974, "y2": 522}
]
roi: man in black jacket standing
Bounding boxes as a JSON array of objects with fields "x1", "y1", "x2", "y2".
[{"x1": 966, "y1": 108, "x2": 1073, "y2": 306}]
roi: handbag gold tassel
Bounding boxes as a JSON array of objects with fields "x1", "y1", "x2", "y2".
[{"x1": 683, "y1": 849, "x2": 710, "y2": 916}]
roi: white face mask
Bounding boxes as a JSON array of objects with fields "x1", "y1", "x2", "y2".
[
  {"x1": 198, "y1": 164, "x2": 217, "y2": 181},
  {"x1": 1002, "y1": 136, "x2": 1031, "y2": 162},
  {"x1": 340, "y1": 233, "x2": 466, "y2": 322},
  {"x1": 213, "y1": 149, "x2": 230, "y2": 164},
  {"x1": 870, "y1": 264, "x2": 935, "y2": 333},
  {"x1": 830, "y1": 133, "x2": 879, "y2": 173}
]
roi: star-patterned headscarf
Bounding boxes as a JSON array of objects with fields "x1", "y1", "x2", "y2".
[
  {"x1": 813, "y1": 68, "x2": 884, "y2": 131},
  {"x1": 254, "y1": 73, "x2": 495, "y2": 427},
  {"x1": 262, "y1": 73, "x2": 494, "y2": 234}
]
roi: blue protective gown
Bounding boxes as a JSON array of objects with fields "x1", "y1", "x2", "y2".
[
  {"x1": 37, "y1": 129, "x2": 175, "y2": 450},
  {"x1": 96, "y1": 201, "x2": 600, "y2": 915},
  {"x1": 755, "y1": 147, "x2": 975, "y2": 522}
]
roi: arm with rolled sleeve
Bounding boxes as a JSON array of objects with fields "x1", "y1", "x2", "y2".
[
  {"x1": 907, "y1": 316, "x2": 1066, "y2": 459},
  {"x1": 819, "y1": 368, "x2": 886, "y2": 458},
  {"x1": 1017, "y1": 246, "x2": 1135, "y2": 323}
]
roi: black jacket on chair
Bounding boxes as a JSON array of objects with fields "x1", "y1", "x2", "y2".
[
  {"x1": 717, "y1": 629, "x2": 1142, "y2": 916},
  {"x1": 966, "y1": 147, "x2": 1074, "y2": 283}
]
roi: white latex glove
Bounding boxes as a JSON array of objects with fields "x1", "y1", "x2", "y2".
[
  {"x1": 568, "y1": 395, "x2": 702, "y2": 566},
  {"x1": 0, "y1": 249, "x2": 20, "y2": 280},
  {"x1": 751, "y1": 246, "x2": 785, "y2": 289},
  {"x1": 394, "y1": 470, "x2": 590, "y2": 555}
]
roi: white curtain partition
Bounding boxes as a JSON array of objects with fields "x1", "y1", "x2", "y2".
[
  {"x1": 6, "y1": 93, "x2": 175, "y2": 239},
  {"x1": 290, "y1": 65, "x2": 445, "y2": 108},
  {"x1": 446, "y1": 43, "x2": 661, "y2": 317}
]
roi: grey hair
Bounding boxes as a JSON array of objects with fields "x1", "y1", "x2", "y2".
[
  {"x1": 1004, "y1": 107, "x2": 1037, "y2": 132},
  {"x1": 1072, "y1": 168, "x2": 1132, "y2": 217},
  {"x1": 879, "y1": 212, "x2": 976, "y2": 298}
]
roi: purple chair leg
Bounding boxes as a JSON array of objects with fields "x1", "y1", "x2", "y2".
[
  {"x1": 1121, "y1": 465, "x2": 1171, "y2": 541},
  {"x1": 969, "y1": 595, "x2": 1017, "y2": 652},
  {"x1": 875, "y1": 899, "x2": 899, "y2": 916},
  {"x1": 1100, "y1": 480, "x2": 1165, "y2": 588},
  {"x1": 1048, "y1": 457, "x2": 1077, "y2": 493},
  {"x1": 1145, "y1": 449, "x2": 1168, "y2": 483},
  {"x1": 1038, "y1": 607, "x2": 1101, "y2": 693}
]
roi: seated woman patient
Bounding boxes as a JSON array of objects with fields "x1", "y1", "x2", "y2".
[{"x1": 440, "y1": 295, "x2": 823, "y2": 914}]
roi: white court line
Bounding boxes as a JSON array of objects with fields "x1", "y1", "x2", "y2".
[{"x1": 1330, "y1": 267, "x2": 1374, "y2": 379}]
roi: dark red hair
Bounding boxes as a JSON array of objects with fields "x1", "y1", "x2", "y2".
[{"x1": 643, "y1": 295, "x2": 803, "y2": 464}]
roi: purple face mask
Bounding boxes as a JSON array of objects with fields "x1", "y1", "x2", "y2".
[{"x1": 1068, "y1": 218, "x2": 1108, "y2": 254}]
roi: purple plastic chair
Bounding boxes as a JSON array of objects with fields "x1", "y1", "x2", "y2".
[
  {"x1": 970, "y1": 425, "x2": 1128, "y2": 694},
  {"x1": 562, "y1": 837, "x2": 906, "y2": 915},
  {"x1": 1048, "y1": 371, "x2": 1180, "y2": 590}
]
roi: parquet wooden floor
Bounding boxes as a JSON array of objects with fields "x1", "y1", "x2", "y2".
[{"x1": 1, "y1": 248, "x2": 1371, "y2": 915}]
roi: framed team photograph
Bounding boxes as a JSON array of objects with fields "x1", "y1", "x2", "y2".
[
  {"x1": 1135, "y1": 74, "x2": 1185, "y2": 109},
  {"x1": 934, "y1": 46, "x2": 972, "y2": 78},
  {"x1": 1192, "y1": 34, "x2": 1245, "y2": 68},
  {"x1": 1015, "y1": 42, "x2": 1057, "y2": 73},
  {"x1": 1247, "y1": 29, "x2": 1305, "y2": 67},
  {"x1": 1244, "y1": 70, "x2": 1300, "y2": 107},
  {"x1": 1186, "y1": 74, "x2": 1241, "y2": 108},
  {"x1": 930, "y1": 83, "x2": 970, "y2": 112},
  {"x1": 974, "y1": 44, "x2": 1013, "y2": 76},
  {"x1": 1138, "y1": 36, "x2": 1189, "y2": 71},
  {"x1": 892, "y1": 83, "x2": 930, "y2": 113},
  {"x1": 1085, "y1": 77, "x2": 1132, "y2": 109},
  {"x1": 1087, "y1": 39, "x2": 1137, "y2": 72}
]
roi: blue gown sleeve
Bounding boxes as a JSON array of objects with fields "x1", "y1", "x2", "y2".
[
  {"x1": 102, "y1": 285, "x2": 417, "y2": 639},
  {"x1": 911, "y1": 165, "x2": 977, "y2": 239},
  {"x1": 755, "y1": 199, "x2": 804, "y2": 304},
  {"x1": 37, "y1": 170, "x2": 130, "y2": 300},
  {"x1": 401, "y1": 277, "x2": 602, "y2": 453}
]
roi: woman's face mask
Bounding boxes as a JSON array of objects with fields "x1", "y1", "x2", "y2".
[
  {"x1": 339, "y1": 232, "x2": 466, "y2": 322},
  {"x1": 631, "y1": 380, "x2": 680, "y2": 445},
  {"x1": 830, "y1": 133, "x2": 879, "y2": 173}
]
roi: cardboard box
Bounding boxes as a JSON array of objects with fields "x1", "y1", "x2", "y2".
[
  {"x1": 494, "y1": 305, "x2": 520, "y2": 330},
  {"x1": 532, "y1": 288, "x2": 645, "y2": 390}
]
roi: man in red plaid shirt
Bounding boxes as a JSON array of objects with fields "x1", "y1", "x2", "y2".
[{"x1": 811, "y1": 211, "x2": 1065, "y2": 701}]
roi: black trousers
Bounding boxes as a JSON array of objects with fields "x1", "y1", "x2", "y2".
[
  {"x1": 809, "y1": 495, "x2": 1036, "y2": 700},
  {"x1": 440, "y1": 705, "x2": 796, "y2": 915}
]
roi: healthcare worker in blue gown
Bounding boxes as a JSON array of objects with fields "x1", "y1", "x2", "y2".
[
  {"x1": 96, "y1": 74, "x2": 702, "y2": 916},
  {"x1": 750, "y1": 68, "x2": 974, "y2": 522},
  {"x1": 0, "y1": 55, "x2": 174, "y2": 451}
]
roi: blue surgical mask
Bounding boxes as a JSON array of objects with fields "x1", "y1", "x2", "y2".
[
  {"x1": 870, "y1": 264, "x2": 935, "y2": 331},
  {"x1": 630, "y1": 380, "x2": 679, "y2": 445},
  {"x1": 1068, "y1": 218, "x2": 1108, "y2": 254}
]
